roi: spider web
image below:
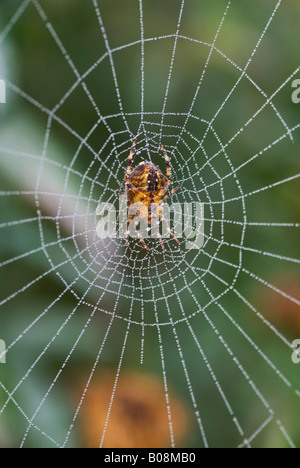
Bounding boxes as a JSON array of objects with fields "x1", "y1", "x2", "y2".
[{"x1": 0, "y1": 0, "x2": 299, "y2": 448}]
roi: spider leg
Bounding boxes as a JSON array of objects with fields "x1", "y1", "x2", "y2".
[
  {"x1": 160, "y1": 144, "x2": 171, "y2": 191},
  {"x1": 159, "y1": 213, "x2": 180, "y2": 245},
  {"x1": 151, "y1": 215, "x2": 166, "y2": 252},
  {"x1": 126, "y1": 139, "x2": 136, "y2": 177},
  {"x1": 162, "y1": 184, "x2": 181, "y2": 201},
  {"x1": 122, "y1": 139, "x2": 136, "y2": 194},
  {"x1": 156, "y1": 144, "x2": 178, "y2": 198},
  {"x1": 134, "y1": 217, "x2": 149, "y2": 250},
  {"x1": 126, "y1": 213, "x2": 149, "y2": 251},
  {"x1": 125, "y1": 214, "x2": 134, "y2": 246}
]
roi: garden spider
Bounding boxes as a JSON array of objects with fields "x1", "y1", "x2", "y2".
[{"x1": 121, "y1": 139, "x2": 181, "y2": 251}]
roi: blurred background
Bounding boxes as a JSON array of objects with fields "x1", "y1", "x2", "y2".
[{"x1": 0, "y1": 0, "x2": 299, "y2": 448}]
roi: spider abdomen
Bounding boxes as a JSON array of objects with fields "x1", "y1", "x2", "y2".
[{"x1": 129, "y1": 162, "x2": 165, "y2": 195}]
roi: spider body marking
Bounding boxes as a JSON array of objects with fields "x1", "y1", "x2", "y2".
[{"x1": 122, "y1": 139, "x2": 181, "y2": 251}]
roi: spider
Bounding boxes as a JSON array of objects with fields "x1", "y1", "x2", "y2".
[{"x1": 121, "y1": 139, "x2": 181, "y2": 251}]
